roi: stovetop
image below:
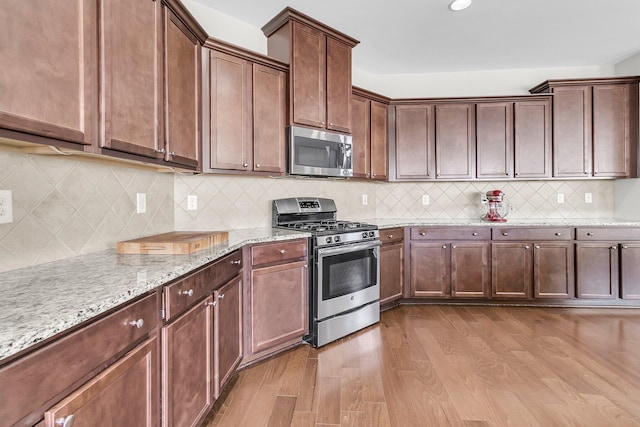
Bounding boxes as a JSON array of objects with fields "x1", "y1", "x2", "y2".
[{"x1": 280, "y1": 220, "x2": 378, "y2": 234}]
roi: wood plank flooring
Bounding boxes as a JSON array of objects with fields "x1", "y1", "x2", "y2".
[{"x1": 202, "y1": 305, "x2": 640, "y2": 426}]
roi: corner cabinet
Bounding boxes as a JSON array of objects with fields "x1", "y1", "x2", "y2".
[
  {"x1": 530, "y1": 77, "x2": 640, "y2": 178},
  {"x1": 262, "y1": 7, "x2": 359, "y2": 133},
  {"x1": 352, "y1": 88, "x2": 390, "y2": 180},
  {"x1": 204, "y1": 40, "x2": 287, "y2": 175}
]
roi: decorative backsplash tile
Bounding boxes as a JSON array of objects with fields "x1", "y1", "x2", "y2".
[
  {"x1": 0, "y1": 147, "x2": 616, "y2": 273},
  {"x1": 0, "y1": 151, "x2": 174, "y2": 273}
]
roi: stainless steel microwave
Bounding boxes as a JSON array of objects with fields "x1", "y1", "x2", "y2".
[{"x1": 288, "y1": 126, "x2": 353, "y2": 178}]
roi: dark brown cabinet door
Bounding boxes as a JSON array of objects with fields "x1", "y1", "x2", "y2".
[
  {"x1": 291, "y1": 22, "x2": 325, "y2": 129},
  {"x1": 351, "y1": 94, "x2": 371, "y2": 178},
  {"x1": 576, "y1": 243, "x2": 619, "y2": 299},
  {"x1": 395, "y1": 105, "x2": 435, "y2": 179},
  {"x1": 253, "y1": 64, "x2": 287, "y2": 173},
  {"x1": 533, "y1": 242, "x2": 575, "y2": 299},
  {"x1": 514, "y1": 99, "x2": 551, "y2": 178},
  {"x1": 45, "y1": 338, "x2": 159, "y2": 427},
  {"x1": 162, "y1": 298, "x2": 213, "y2": 427},
  {"x1": 551, "y1": 85, "x2": 592, "y2": 177},
  {"x1": 326, "y1": 37, "x2": 351, "y2": 133},
  {"x1": 370, "y1": 100, "x2": 389, "y2": 181},
  {"x1": 492, "y1": 243, "x2": 533, "y2": 298},
  {"x1": 476, "y1": 103, "x2": 512, "y2": 179},
  {"x1": 410, "y1": 242, "x2": 449, "y2": 298},
  {"x1": 380, "y1": 242, "x2": 404, "y2": 304},
  {"x1": 164, "y1": 9, "x2": 200, "y2": 169},
  {"x1": 0, "y1": 0, "x2": 96, "y2": 146},
  {"x1": 248, "y1": 261, "x2": 308, "y2": 354},
  {"x1": 621, "y1": 244, "x2": 640, "y2": 299},
  {"x1": 101, "y1": 0, "x2": 163, "y2": 158},
  {"x1": 451, "y1": 242, "x2": 490, "y2": 298},
  {"x1": 592, "y1": 84, "x2": 630, "y2": 177},
  {"x1": 435, "y1": 103, "x2": 475, "y2": 179},
  {"x1": 209, "y1": 50, "x2": 252, "y2": 171},
  {"x1": 215, "y1": 275, "x2": 243, "y2": 397}
]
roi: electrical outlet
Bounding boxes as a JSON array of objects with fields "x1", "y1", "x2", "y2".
[
  {"x1": 557, "y1": 193, "x2": 565, "y2": 204},
  {"x1": 187, "y1": 195, "x2": 198, "y2": 211},
  {"x1": 362, "y1": 194, "x2": 368, "y2": 205},
  {"x1": 585, "y1": 193, "x2": 593, "y2": 203},
  {"x1": 136, "y1": 193, "x2": 146, "y2": 214},
  {"x1": 0, "y1": 190, "x2": 14, "y2": 224},
  {"x1": 422, "y1": 194, "x2": 430, "y2": 206}
]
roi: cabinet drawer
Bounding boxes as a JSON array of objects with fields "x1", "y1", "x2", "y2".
[
  {"x1": 492, "y1": 227, "x2": 573, "y2": 241},
  {"x1": 0, "y1": 293, "x2": 158, "y2": 427},
  {"x1": 165, "y1": 273, "x2": 204, "y2": 320},
  {"x1": 251, "y1": 239, "x2": 308, "y2": 266},
  {"x1": 201, "y1": 250, "x2": 243, "y2": 291},
  {"x1": 576, "y1": 227, "x2": 640, "y2": 241},
  {"x1": 380, "y1": 227, "x2": 404, "y2": 244},
  {"x1": 410, "y1": 227, "x2": 490, "y2": 241}
]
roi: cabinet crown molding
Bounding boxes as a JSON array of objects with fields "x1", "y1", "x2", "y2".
[{"x1": 529, "y1": 75, "x2": 640, "y2": 93}]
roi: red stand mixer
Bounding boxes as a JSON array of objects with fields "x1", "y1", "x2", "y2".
[{"x1": 481, "y1": 190, "x2": 511, "y2": 222}]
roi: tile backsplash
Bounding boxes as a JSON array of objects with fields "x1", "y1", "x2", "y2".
[{"x1": 0, "y1": 148, "x2": 615, "y2": 272}]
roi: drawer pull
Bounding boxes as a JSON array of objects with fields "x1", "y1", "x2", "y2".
[
  {"x1": 587, "y1": 232, "x2": 594, "y2": 236},
  {"x1": 242, "y1": 163, "x2": 248, "y2": 167},
  {"x1": 179, "y1": 289, "x2": 194, "y2": 297},
  {"x1": 56, "y1": 415, "x2": 75, "y2": 427},
  {"x1": 472, "y1": 232, "x2": 478, "y2": 236},
  {"x1": 525, "y1": 245, "x2": 530, "y2": 249},
  {"x1": 231, "y1": 260, "x2": 241, "y2": 265},
  {"x1": 420, "y1": 232, "x2": 426, "y2": 236},
  {"x1": 218, "y1": 293, "x2": 225, "y2": 300},
  {"x1": 388, "y1": 234, "x2": 393, "y2": 239},
  {"x1": 611, "y1": 246, "x2": 617, "y2": 250},
  {"x1": 128, "y1": 319, "x2": 144, "y2": 329},
  {"x1": 502, "y1": 232, "x2": 508, "y2": 236},
  {"x1": 256, "y1": 164, "x2": 261, "y2": 168},
  {"x1": 452, "y1": 245, "x2": 457, "y2": 249},
  {"x1": 442, "y1": 245, "x2": 447, "y2": 249},
  {"x1": 279, "y1": 249, "x2": 286, "y2": 254},
  {"x1": 205, "y1": 301, "x2": 217, "y2": 307},
  {"x1": 555, "y1": 232, "x2": 562, "y2": 236},
  {"x1": 535, "y1": 245, "x2": 540, "y2": 249},
  {"x1": 623, "y1": 245, "x2": 629, "y2": 249}
]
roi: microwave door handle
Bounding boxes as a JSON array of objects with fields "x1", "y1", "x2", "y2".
[{"x1": 337, "y1": 144, "x2": 345, "y2": 168}]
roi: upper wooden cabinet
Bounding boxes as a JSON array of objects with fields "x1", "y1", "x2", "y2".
[
  {"x1": 263, "y1": 7, "x2": 359, "y2": 133},
  {"x1": 530, "y1": 77, "x2": 640, "y2": 178},
  {"x1": 0, "y1": 0, "x2": 97, "y2": 148},
  {"x1": 204, "y1": 40, "x2": 287, "y2": 175},
  {"x1": 435, "y1": 103, "x2": 475, "y2": 179},
  {"x1": 351, "y1": 88, "x2": 390, "y2": 180},
  {"x1": 476, "y1": 102, "x2": 513, "y2": 179},
  {"x1": 394, "y1": 104, "x2": 435, "y2": 180}
]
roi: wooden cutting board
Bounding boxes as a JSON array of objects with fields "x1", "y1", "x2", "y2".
[{"x1": 116, "y1": 231, "x2": 229, "y2": 255}]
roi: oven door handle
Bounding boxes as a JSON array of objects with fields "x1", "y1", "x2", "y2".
[{"x1": 317, "y1": 240, "x2": 381, "y2": 257}]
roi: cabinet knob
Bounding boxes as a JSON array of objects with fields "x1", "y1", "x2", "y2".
[
  {"x1": 256, "y1": 164, "x2": 260, "y2": 168},
  {"x1": 168, "y1": 151, "x2": 176, "y2": 157},
  {"x1": 535, "y1": 245, "x2": 540, "y2": 249},
  {"x1": 442, "y1": 245, "x2": 447, "y2": 249},
  {"x1": 525, "y1": 245, "x2": 530, "y2": 249},
  {"x1": 218, "y1": 293, "x2": 225, "y2": 300},
  {"x1": 155, "y1": 148, "x2": 165, "y2": 154},
  {"x1": 388, "y1": 234, "x2": 393, "y2": 239},
  {"x1": 128, "y1": 319, "x2": 144, "y2": 329},
  {"x1": 584, "y1": 172, "x2": 589, "y2": 175},
  {"x1": 623, "y1": 245, "x2": 629, "y2": 249},
  {"x1": 472, "y1": 232, "x2": 478, "y2": 236},
  {"x1": 231, "y1": 260, "x2": 241, "y2": 265},
  {"x1": 279, "y1": 249, "x2": 286, "y2": 254},
  {"x1": 179, "y1": 289, "x2": 194, "y2": 297},
  {"x1": 55, "y1": 415, "x2": 75, "y2": 427},
  {"x1": 420, "y1": 232, "x2": 426, "y2": 236},
  {"x1": 452, "y1": 245, "x2": 457, "y2": 249},
  {"x1": 242, "y1": 163, "x2": 248, "y2": 168},
  {"x1": 205, "y1": 300, "x2": 217, "y2": 307},
  {"x1": 372, "y1": 173, "x2": 376, "y2": 177},
  {"x1": 320, "y1": 121, "x2": 325, "y2": 125},
  {"x1": 586, "y1": 232, "x2": 594, "y2": 236},
  {"x1": 611, "y1": 246, "x2": 618, "y2": 250},
  {"x1": 555, "y1": 232, "x2": 562, "y2": 236},
  {"x1": 502, "y1": 232, "x2": 508, "y2": 236}
]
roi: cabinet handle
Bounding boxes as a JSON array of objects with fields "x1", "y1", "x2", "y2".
[
  {"x1": 179, "y1": 289, "x2": 194, "y2": 297},
  {"x1": 242, "y1": 163, "x2": 248, "y2": 167},
  {"x1": 231, "y1": 260, "x2": 241, "y2": 265},
  {"x1": 586, "y1": 232, "x2": 594, "y2": 236},
  {"x1": 169, "y1": 151, "x2": 176, "y2": 156},
  {"x1": 55, "y1": 415, "x2": 75, "y2": 427},
  {"x1": 452, "y1": 245, "x2": 457, "y2": 249},
  {"x1": 256, "y1": 164, "x2": 260, "y2": 168},
  {"x1": 472, "y1": 232, "x2": 478, "y2": 236},
  {"x1": 525, "y1": 245, "x2": 530, "y2": 249},
  {"x1": 623, "y1": 245, "x2": 629, "y2": 249},
  {"x1": 388, "y1": 234, "x2": 393, "y2": 239},
  {"x1": 320, "y1": 121, "x2": 325, "y2": 125},
  {"x1": 502, "y1": 232, "x2": 508, "y2": 236},
  {"x1": 555, "y1": 232, "x2": 562, "y2": 236},
  {"x1": 128, "y1": 319, "x2": 144, "y2": 329},
  {"x1": 205, "y1": 300, "x2": 217, "y2": 307},
  {"x1": 442, "y1": 245, "x2": 447, "y2": 249},
  {"x1": 218, "y1": 293, "x2": 225, "y2": 300},
  {"x1": 372, "y1": 173, "x2": 376, "y2": 177},
  {"x1": 535, "y1": 245, "x2": 540, "y2": 249},
  {"x1": 155, "y1": 148, "x2": 165, "y2": 154},
  {"x1": 611, "y1": 246, "x2": 618, "y2": 250},
  {"x1": 420, "y1": 232, "x2": 426, "y2": 236},
  {"x1": 279, "y1": 249, "x2": 286, "y2": 254}
]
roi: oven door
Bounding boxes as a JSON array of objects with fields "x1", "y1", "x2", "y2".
[{"x1": 315, "y1": 240, "x2": 380, "y2": 320}]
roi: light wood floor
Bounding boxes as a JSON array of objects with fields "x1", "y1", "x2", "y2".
[{"x1": 203, "y1": 305, "x2": 640, "y2": 426}]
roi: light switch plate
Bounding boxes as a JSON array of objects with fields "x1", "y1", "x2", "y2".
[
  {"x1": 362, "y1": 194, "x2": 368, "y2": 205},
  {"x1": 585, "y1": 193, "x2": 593, "y2": 203},
  {"x1": 187, "y1": 195, "x2": 198, "y2": 211},
  {"x1": 422, "y1": 194, "x2": 430, "y2": 205},
  {"x1": 0, "y1": 190, "x2": 14, "y2": 224},
  {"x1": 136, "y1": 193, "x2": 146, "y2": 214},
  {"x1": 557, "y1": 193, "x2": 565, "y2": 204}
]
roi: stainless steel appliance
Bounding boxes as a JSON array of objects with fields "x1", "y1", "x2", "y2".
[
  {"x1": 288, "y1": 126, "x2": 353, "y2": 178},
  {"x1": 272, "y1": 197, "x2": 380, "y2": 347}
]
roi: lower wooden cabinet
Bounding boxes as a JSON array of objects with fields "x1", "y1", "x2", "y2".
[
  {"x1": 492, "y1": 243, "x2": 533, "y2": 298},
  {"x1": 214, "y1": 275, "x2": 243, "y2": 396},
  {"x1": 380, "y1": 227, "x2": 404, "y2": 305},
  {"x1": 621, "y1": 243, "x2": 640, "y2": 299},
  {"x1": 45, "y1": 338, "x2": 158, "y2": 427},
  {"x1": 576, "y1": 242, "x2": 619, "y2": 299},
  {"x1": 451, "y1": 242, "x2": 490, "y2": 298},
  {"x1": 534, "y1": 242, "x2": 575, "y2": 298}
]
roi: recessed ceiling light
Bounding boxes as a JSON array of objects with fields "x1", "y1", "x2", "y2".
[{"x1": 449, "y1": 0, "x2": 472, "y2": 11}]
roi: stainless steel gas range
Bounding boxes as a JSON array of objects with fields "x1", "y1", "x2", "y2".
[{"x1": 272, "y1": 197, "x2": 380, "y2": 347}]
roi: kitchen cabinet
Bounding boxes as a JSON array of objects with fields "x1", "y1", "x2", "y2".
[
  {"x1": 352, "y1": 88, "x2": 390, "y2": 180},
  {"x1": 214, "y1": 275, "x2": 243, "y2": 395},
  {"x1": 492, "y1": 227, "x2": 574, "y2": 299},
  {"x1": 45, "y1": 338, "x2": 158, "y2": 427},
  {"x1": 245, "y1": 239, "x2": 308, "y2": 362},
  {"x1": 576, "y1": 242, "x2": 619, "y2": 299},
  {"x1": 0, "y1": 0, "x2": 97, "y2": 148},
  {"x1": 476, "y1": 102, "x2": 512, "y2": 179},
  {"x1": 263, "y1": 7, "x2": 359, "y2": 133},
  {"x1": 620, "y1": 243, "x2": 640, "y2": 299},
  {"x1": 394, "y1": 104, "x2": 435, "y2": 180},
  {"x1": 205, "y1": 40, "x2": 287, "y2": 174},
  {"x1": 530, "y1": 77, "x2": 640, "y2": 178},
  {"x1": 513, "y1": 98, "x2": 551, "y2": 178},
  {"x1": 163, "y1": 6, "x2": 202, "y2": 169},
  {"x1": 409, "y1": 227, "x2": 490, "y2": 298},
  {"x1": 379, "y1": 227, "x2": 404, "y2": 306},
  {"x1": 435, "y1": 103, "x2": 475, "y2": 179},
  {"x1": 0, "y1": 292, "x2": 159, "y2": 427}
]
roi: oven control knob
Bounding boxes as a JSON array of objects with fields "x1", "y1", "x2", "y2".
[
  {"x1": 369, "y1": 231, "x2": 375, "y2": 237},
  {"x1": 325, "y1": 237, "x2": 332, "y2": 244},
  {"x1": 362, "y1": 232, "x2": 368, "y2": 238},
  {"x1": 334, "y1": 236, "x2": 341, "y2": 243}
]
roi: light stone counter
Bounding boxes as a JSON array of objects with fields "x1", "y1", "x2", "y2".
[
  {"x1": 0, "y1": 228, "x2": 310, "y2": 362},
  {"x1": 372, "y1": 218, "x2": 640, "y2": 228}
]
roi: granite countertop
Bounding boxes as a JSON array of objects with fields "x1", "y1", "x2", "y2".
[
  {"x1": 0, "y1": 228, "x2": 310, "y2": 362},
  {"x1": 373, "y1": 218, "x2": 640, "y2": 228}
]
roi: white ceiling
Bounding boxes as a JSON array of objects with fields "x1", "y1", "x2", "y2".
[{"x1": 191, "y1": 0, "x2": 640, "y2": 75}]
